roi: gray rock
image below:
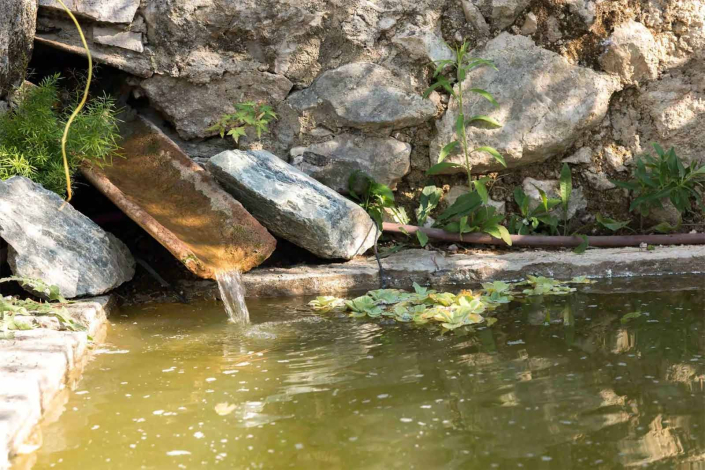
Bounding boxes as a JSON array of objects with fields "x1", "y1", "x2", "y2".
[
  {"x1": 140, "y1": 71, "x2": 293, "y2": 140},
  {"x1": 0, "y1": 0, "x2": 36, "y2": 99},
  {"x1": 0, "y1": 177, "x2": 135, "y2": 298},
  {"x1": 584, "y1": 170, "x2": 616, "y2": 191},
  {"x1": 93, "y1": 26, "x2": 143, "y2": 53},
  {"x1": 208, "y1": 150, "x2": 377, "y2": 260},
  {"x1": 520, "y1": 12, "x2": 538, "y2": 35},
  {"x1": 562, "y1": 147, "x2": 593, "y2": 164},
  {"x1": 645, "y1": 199, "x2": 682, "y2": 228},
  {"x1": 287, "y1": 63, "x2": 437, "y2": 131},
  {"x1": 489, "y1": 0, "x2": 532, "y2": 29},
  {"x1": 290, "y1": 134, "x2": 411, "y2": 193},
  {"x1": 392, "y1": 26, "x2": 454, "y2": 63},
  {"x1": 461, "y1": 0, "x2": 490, "y2": 37},
  {"x1": 39, "y1": 0, "x2": 139, "y2": 24},
  {"x1": 565, "y1": 0, "x2": 597, "y2": 27},
  {"x1": 432, "y1": 33, "x2": 621, "y2": 174},
  {"x1": 522, "y1": 177, "x2": 587, "y2": 220},
  {"x1": 472, "y1": 0, "x2": 531, "y2": 29},
  {"x1": 600, "y1": 20, "x2": 659, "y2": 84}
]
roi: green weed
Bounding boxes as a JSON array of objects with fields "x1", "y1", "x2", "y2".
[{"x1": 0, "y1": 74, "x2": 121, "y2": 197}]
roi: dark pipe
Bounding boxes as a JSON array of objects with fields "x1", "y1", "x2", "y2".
[{"x1": 382, "y1": 223, "x2": 705, "y2": 247}]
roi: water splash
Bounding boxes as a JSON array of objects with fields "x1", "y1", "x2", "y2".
[{"x1": 216, "y1": 269, "x2": 250, "y2": 324}]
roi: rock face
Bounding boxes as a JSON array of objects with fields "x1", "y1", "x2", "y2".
[
  {"x1": 208, "y1": 150, "x2": 377, "y2": 260},
  {"x1": 141, "y1": 72, "x2": 293, "y2": 140},
  {"x1": 432, "y1": 33, "x2": 621, "y2": 174},
  {"x1": 392, "y1": 26, "x2": 453, "y2": 63},
  {"x1": 0, "y1": 0, "x2": 36, "y2": 99},
  {"x1": 31, "y1": 0, "x2": 705, "y2": 225},
  {"x1": 39, "y1": 0, "x2": 139, "y2": 24},
  {"x1": 288, "y1": 63, "x2": 437, "y2": 131},
  {"x1": 600, "y1": 20, "x2": 659, "y2": 84},
  {"x1": 612, "y1": 61, "x2": 705, "y2": 164},
  {"x1": 291, "y1": 134, "x2": 411, "y2": 193},
  {"x1": 0, "y1": 177, "x2": 135, "y2": 298}
]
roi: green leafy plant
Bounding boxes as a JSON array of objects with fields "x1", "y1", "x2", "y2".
[
  {"x1": 436, "y1": 189, "x2": 511, "y2": 244},
  {"x1": 207, "y1": 102, "x2": 277, "y2": 143},
  {"x1": 0, "y1": 74, "x2": 121, "y2": 197},
  {"x1": 414, "y1": 185, "x2": 443, "y2": 247},
  {"x1": 424, "y1": 42, "x2": 506, "y2": 181},
  {"x1": 508, "y1": 164, "x2": 575, "y2": 236},
  {"x1": 0, "y1": 276, "x2": 86, "y2": 339},
  {"x1": 508, "y1": 187, "x2": 560, "y2": 235},
  {"x1": 611, "y1": 144, "x2": 705, "y2": 219},
  {"x1": 422, "y1": 43, "x2": 511, "y2": 245},
  {"x1": 348, "y1": 171, "x2": 396, "y2": 229},
  {"x1": 596, "y1": 214, "x2": 633, "y2": 233},
  {"x1": 559, "y1": 163, "x2": 572, "y2": 236}
]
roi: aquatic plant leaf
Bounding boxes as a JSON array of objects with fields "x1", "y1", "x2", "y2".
[
  {"x1": 620, "y1": 311, "x2": 642, "y2": 324},
  {"x1": 309, "y1": 296, "x2": 346, "y2": 312}
]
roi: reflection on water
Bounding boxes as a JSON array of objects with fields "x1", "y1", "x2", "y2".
[{"x1": 23, "y1": 276, "x2": 705, "y2": 469}]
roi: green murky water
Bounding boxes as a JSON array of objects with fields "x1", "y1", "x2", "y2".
[{"x1": 27, "y1": 276, "x2": 705, "y2": 469}]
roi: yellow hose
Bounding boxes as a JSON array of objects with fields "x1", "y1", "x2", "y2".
[{"x1": 56, "y1": 0, "x2": 92, "y2": 206}]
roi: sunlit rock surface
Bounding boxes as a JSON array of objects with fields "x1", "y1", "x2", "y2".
[
  {"x1": 0, "y1": 177, "x2": 134, "y2": 298},
  {"x1": 208, "y1": 150, "x2": 377, "y2": 260},
  {"x1": 0, "y1": 0, "x2": 36, "y2": 99}
]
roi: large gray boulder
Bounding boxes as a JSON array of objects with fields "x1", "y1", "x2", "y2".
[
  {"x1": 0, "y1": 0, "x2": 36, "y2": 99},
  {"x1": 208, "y1": 150, "x2": 377, "y2": 260},
  {"x1": 431, "y1": 33, "x2": 621, "y2": 174},
  {"x1": 0, "y1": 177, "x2": 135, "y2": 298},
  {"x1": 287, "y1": 63, "x2": 437, "y2": 131},
  {"x1": 290, "y1": 134, "x2": 411, "y2": 194}
]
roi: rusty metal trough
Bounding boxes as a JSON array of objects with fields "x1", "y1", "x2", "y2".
[{"x1": 82, "y1": 115, "x2": 276, "y2": 279}]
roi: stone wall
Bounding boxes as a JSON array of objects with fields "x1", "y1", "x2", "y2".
[
  {"x1": 0, "y1": 0, "x2": 36, "y2": 101},
  {"x1": 34, "y1": 0, "x2": 705, "y2": 223}
]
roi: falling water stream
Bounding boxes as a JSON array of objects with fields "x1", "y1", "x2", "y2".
[{"x1": 215, "y1": 269, "x2": 250, "y2": 324}]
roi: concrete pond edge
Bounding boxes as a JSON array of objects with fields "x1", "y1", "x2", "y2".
[
  {"x1": 240, "y1": 246, "x2": 705, "y2": 297},
  {"x1": 0, "y1": 296, "x2": 115, "y2": 470}
]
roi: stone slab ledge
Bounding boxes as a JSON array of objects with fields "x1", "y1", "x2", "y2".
[
  {"x1": 0, "y1": 296, "x2": 114, "y2": 470},
  {"x1": 242, "y1": 246, "x2": 705, "y2": 297}
]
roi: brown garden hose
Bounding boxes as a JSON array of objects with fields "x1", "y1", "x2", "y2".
[{"x1": 382, "y1": 223, "x2": 705, "y2": 248}]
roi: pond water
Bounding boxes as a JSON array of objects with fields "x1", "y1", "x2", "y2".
[{"x1": 26, "y1": 276, "x2": 705, "y2": 469}]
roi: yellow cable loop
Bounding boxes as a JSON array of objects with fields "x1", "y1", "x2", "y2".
[{"x1": 57, "y1": 0, "x2": 92, "y2": 209}]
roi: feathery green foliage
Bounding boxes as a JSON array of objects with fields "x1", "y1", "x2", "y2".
[
  {"x1": 0, "y1": 74, "x2": 121, "y2": 196},
  {"x1": 207, "y1": 101, "x2": 277, "y2": 143}
]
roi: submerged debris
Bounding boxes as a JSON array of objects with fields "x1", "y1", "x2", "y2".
[{"x1": 309, "y1": 276, "x2": 594, "y2": 331}]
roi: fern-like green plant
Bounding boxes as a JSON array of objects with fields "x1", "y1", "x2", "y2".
[
  {"x1": 0, "y1": 74, "x2": 121, "y2": 197},
  {"x1": 207, "y1": 102, "x2": 277, "y2": 143}
]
